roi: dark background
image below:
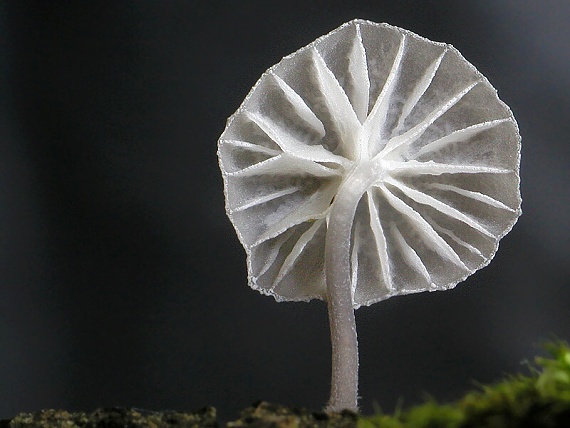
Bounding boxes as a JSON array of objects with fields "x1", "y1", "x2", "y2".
[{"x1": 1, "y1": 0, "x2": 569, "y2": 421}]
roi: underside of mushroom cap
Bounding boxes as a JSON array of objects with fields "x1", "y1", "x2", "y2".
[{"x1": 218, "y1": 19, "x2": 521, "y2": 308}]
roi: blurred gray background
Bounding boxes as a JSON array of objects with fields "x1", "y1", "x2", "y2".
[{"x1": 1, "y1": 0, "x2": 569, "y2": 421}]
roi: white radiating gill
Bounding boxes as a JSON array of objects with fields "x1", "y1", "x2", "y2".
[
  {"x1": 244, "y1": 111, "x2": 349, "y2": 168},
  {"x1": 393, "y1": 49, "x2": 447, "y2": 135},
  {"x1": 391, "y1": 225, "x2": 432, "y2": 286},
  {"x1": 428, "y1": 182, "x2": 516, "y2": 212},
  {"x1": 219, "y1": 139, "x2": 281, "y2": 174},
  {"x1": 231, "y1": 187, "x2": 299, "y2": 213},
  {"x1": 252, "y1": 182, "x2": 337, "y2": 247},
  {"x1": 380, "y1": 80, "x2": 481, "y2": 159},
  {"x1": 429, "y1": 221, "x2": 485, "y2": 260},
  {"x1": 269, "y1": 72, "x2": 326, "y2": 139},
  {"x1": 227, "y1": 153, "x2": 340, "y2": 177},
  {"x1": 271, "y1": 218, "x2": 326, "y2": 288},
  {"x1": 311, "y1": 47, "x2": 361, "y2": 161},
  {"x1": 377, "y1": 183, "x2": 468, "y2": 270},
  {"x1": 366, "y1": 190, "x2": 393, "y2": 292},
  {"x1": 414, "y1": 118, "x2": 511, "y2": 159},
  {"x1": 256, "y1": 232, "x2": 292, "y2": 278},
  {"x1": 385, "y1": 177, "x2": 495, "y2": 239},
  {"x1": 360, "y1": 33, "x2": 406, "y2": 159},
  {"x1": 347, "y1": 24, "x2": 370, "y2": 124},
  {"x1": 221, "y1": 139, "x2": 281, "y2": 157},
  {"x1": 383, "y1": 159, "x2": 510, "y2": 176}
]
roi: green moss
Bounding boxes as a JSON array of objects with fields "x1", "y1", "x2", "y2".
[{"x1": 359, "y1": 341, "x2": 570, "y2": 428}]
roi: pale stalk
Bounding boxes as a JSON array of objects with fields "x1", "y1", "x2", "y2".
[{"x1": 325, "y1": 161, "x2": 380, "y2": 412}]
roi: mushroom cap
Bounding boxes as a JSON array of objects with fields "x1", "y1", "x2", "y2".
[{"x1": 218, "y1": 20, "x2": 521, "y2": 308}]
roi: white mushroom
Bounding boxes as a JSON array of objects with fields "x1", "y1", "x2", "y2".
[{"x1": 218, "y1": 20, "x2": 521, "y2": 412}]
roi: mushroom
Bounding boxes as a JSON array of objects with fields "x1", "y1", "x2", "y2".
[{"x1": 217, "y1": 20, "x2": 521, "y2": 412}]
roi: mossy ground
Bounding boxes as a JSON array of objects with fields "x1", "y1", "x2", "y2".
[
  {"x1": 0, "y1": 403, "x2": 356, "y2": 428},
  {"x1": 3, "y1": 342, "x2": 570, "y2": 427},
  {"x1": 359, "y1": 341, "x2": 570, "y2": 428}
]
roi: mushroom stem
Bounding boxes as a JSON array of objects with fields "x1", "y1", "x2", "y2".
[{"x1": 325, "y1": 163, "x2": 377, "y2": 412}]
